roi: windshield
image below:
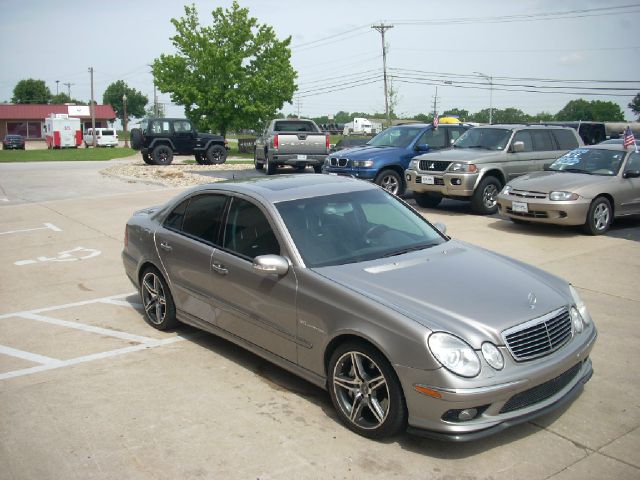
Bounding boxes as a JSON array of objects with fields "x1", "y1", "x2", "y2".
[
  {"x1": 454, "y1": 128, "x2": 512, "y2": 150},
  {"x1": 367, "y1": 126, "x2": 423, "y2": 148},
  {"x1": 276, "y1": 188, "x2": 446, "y2": 268},
  {"x1": 549, "y1": 148, "x2": 625, "y2": 176}
]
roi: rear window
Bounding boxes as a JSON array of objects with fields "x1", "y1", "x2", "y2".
[
  {"x1": 274, "y1": 121, "x2": 318, "y2": 132},
  {"x1": 551, "y1": 129, "x2": 579, "y2": 150},
  {"x1": 101, "y1": 130, "x2": 115, "y2": 136}
]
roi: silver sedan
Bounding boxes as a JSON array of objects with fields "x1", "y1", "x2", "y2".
[{"x1": 122, "y1": 175, "x2": 596, "y2": 441}]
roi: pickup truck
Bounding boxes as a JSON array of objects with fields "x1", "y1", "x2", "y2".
[
  {"x1": 322, "y1": 123, "x2": 471, "y2": 195},
  {"x1": 254, "y1": 119, "x2": 330, "y2": 175}
]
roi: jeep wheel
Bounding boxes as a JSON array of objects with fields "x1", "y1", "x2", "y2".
[
  {"x1": 195, "y1": 153, "x2": 209, "y2": 165},
  {"x1": 151, "y1": 145, "x2": 173, "y2": 165},
  {"x1": 206, "y1": 145, "x2": 227, "y2": 165},
  {"x1": 130, "y1": 128, "x2": 143, "y2": 150},
  {"x1": 142, "y1": 152, "x2": 152, "y2": 164},
  {"x1": 254, "y1": 148, "x2": 263, "y2": 170},
  {"x1": 471, "y1": 176, "x2": 502, "y2": 215},
  {"x1": 413, "y1": 192, "x2": 442, "y2": 208}
]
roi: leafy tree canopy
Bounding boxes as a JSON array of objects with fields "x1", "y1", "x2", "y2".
[
  {"x1": 50, "y1": 92, "x2": 83, "y2": 104},
  {"x1": 103, "y1": 80, "x2": 148, "y2": 121},
  {"x1": 556, "y1": 99, "x2": 624, "y2": 122},
  {"x1": 12, "y1": 78, "x2": 51, "y2": 104},
  {"x1": 629, "y1": 93, "x2": 640, "y2": 120},
  {"x1": 152, "y1": 2, "x2": 296, "y2": 136}
]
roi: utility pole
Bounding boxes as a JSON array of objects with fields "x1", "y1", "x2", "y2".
[
  {"x1": 63, "y1": 82, "x2": 74, "y2": 98},
  {"x1": 372, "y1": 23, "x2": 394, "y2": 127},
  {"x1": 474, "y1": 71, "x2": 493, "y2": 124},
  {"x1": 153, "y1": 78, "x2": 158, "y2": 117},
  {"x1": 55, "y1": 80, "x2": 60, "y2": 96},
  {"x1": 296, "y1": 96, "x2": 301, "y2": 118},
  {"x1": 88, "y1": 68, "x2": 96, "y2": 147},
  {"x1": 432, "y1": 86, "x2": 439, "y2": 120},
  {"x1": 123, "y1": 94, "x2": 129, "y2": 148}
]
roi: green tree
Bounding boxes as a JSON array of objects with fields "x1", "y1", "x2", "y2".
[
  {"x1": 469, "y1": 108, "x2": 492, "y2": 124},
  {"x1": 50, "y1": 92, "x2": 82, "y2": 104},
  {"x1": 152, "y1": 2, "x2": 296, "y2": 136},
  {"x1": 529, "y1": 111, "x2": 555, "y2": 122},
  {"x1": 556, "y1": 99, "x2": 624, "y2": 122},
  {"x1": 492, "y1": 107, "x2": 530, "y2": 124},
  {"x1": 102, "y1": 80, "x2": 148, "y2": 121},
  {"x1": 12, "y1": 78, "x2": 51, "y2": 104},
  {"x1": 333, "y1": 111, "x2": 352, "y2": 123},
  {"x1": 629, "y1": 93, "x2": 640, "y2": 120}
]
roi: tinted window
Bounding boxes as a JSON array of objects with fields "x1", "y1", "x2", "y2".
[
  {"x1": 368, "y1": 126, "x2": 424, "y2": 148},
  {"x1": 223, "y1": 198, "x2": 279, "y2": 259},
  {"x1": 449, "y1": 127, "x2": 467, "y2": 142},
  {"x1": 164, "y1": 199, "x2": 189, "y2": 230},
  {"x1": 552, "y1": 129, "x2": 579, "y2": 150},
  {"x1": 531, "y1": 130, "x2": 555, "y2": 151},
  {"x1": 182, "y1": 195, "x2": 227, "y2": 243},
  {"x1": 626, "y1": 152, "x2": 640, "y2": 171},
  {"x1": 454, "y1": 128, "x2": 511, "y2": 150},
  {"x1": 150, "y1": 120, "x2": 171, "y2": 134},
  {"x1": 417, "y1": 128, "x2": 446, "y2": 149},
  {"x1": 273, "y1": 121, "x2": 318, "y2": 132},
  {"x1": 173, "y1": 120, "x2": 192, "y2": 133},
  {"x1": 101, "y1": 129, "x2": 115, "y2": 136},
  {"x1": 512, "y1": 130, "x2": 533, "y2": 152}
]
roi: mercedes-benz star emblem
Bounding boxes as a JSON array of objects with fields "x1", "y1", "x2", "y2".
[{"x1": 528, "y1": 292, "x2": 537, "y2": 309}]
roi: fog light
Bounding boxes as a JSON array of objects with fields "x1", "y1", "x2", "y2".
[
  {"x1": 406, "y1": 174, "x2": 411, "y2": 181},
  {"x1": 442, "y1": 407, "x2": 485, "y2": 422},
  {"x1": 451, "y1": 178, "x2": 461, "y2": 186},
  {"x1": 458, "y1": 408, "x2": 478, "y2": 421}
]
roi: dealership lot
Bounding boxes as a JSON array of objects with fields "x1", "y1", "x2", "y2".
[{"x1": 0, "y1": 160, "x2": 639, "y2": 479}]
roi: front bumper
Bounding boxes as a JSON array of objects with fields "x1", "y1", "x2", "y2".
[
  {"x1": 322, "y1": 165, "x2": 377, "y2": 181},
  {"x1": 397, "y1": 326, "x2": 596, "y2": 441},
  {"x1": 405, "y1": 169, "x2": 477, "y2": 198},
  {"x1": 497, "y1": 194, "x2": 591, "y2": 226},
  {"x1": 3, "y1": 143, "x2": 25, "y2": 149}
]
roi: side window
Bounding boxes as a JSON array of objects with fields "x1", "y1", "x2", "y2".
[
  {"x1": 223, "y1": 198, "x2": 280, "y2": 259},
  {"x1": 512, "y1": 130, "x2": 533, "y2": 152},
  {"x1": 173, "y1": 120, "x2": 192, "y2": 133},
  {"x1": 449, "y1": 128, "x2": 466, "y2": 143},
  {"x1": 181, "y1": 194, "x2": 227, "y2": 244},
  {"x1": 626, "y1": 152, "x2": 640, "y2": 171},
  {"x1": 531, "y1": 130, "x2": 555, "y2": 151},
  {"x1": 416, "y1": 128, "x2": 446, "y2": 149},
  {"x1": 164, "y1": 199, "x2": 190, "y2": 231},
  {"x1": 552, "y1": 129, "x2": 580, "y2": 150}
]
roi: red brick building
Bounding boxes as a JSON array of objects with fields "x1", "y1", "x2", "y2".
[{"x1": 0, "y1": 104, "x2": 117, "y2": 140}]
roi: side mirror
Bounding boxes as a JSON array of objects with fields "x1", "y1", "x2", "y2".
[
  {"x1": 415, "y1": 143, "x2": 430, "y2": 152},
  {"x1": 252, "y1": 255, "x2": 289, "y2": 276},
  {"x1": 434, "y1": 222, "x2": 447, "y2": 235},
  {"x1": 623, "y1": 170, "x2": 640, "y2": 179},
  {"x1": 512, "y1": 141, "x2": 525, "y2": 153}
]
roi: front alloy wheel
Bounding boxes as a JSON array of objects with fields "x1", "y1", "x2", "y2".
[
  {"x1": 583, "y1": 197, "x2": 612, "y2": 235},
  {"x1": 375, "y1": 170, "x2": 403, "y2": 196}
]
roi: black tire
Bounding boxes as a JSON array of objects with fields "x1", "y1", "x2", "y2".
[
  {"x1": 254, "y1": 148, "x2": 263, "y2": 170},
  {"x1": 313, "y1": 165, "x2": 323, "y2": 174},
  {"x1": 414, "y1": 192, "x2": 442, "y2": 208},
  {"x1": 195, "y1": 153, "x2": 209, "y2": 165},
  {"x1": 142, "y1": 152, "x2": 152, "y2": 164},
  {"x1": 151, "y1": 145, "x2": 173, "y2": 165},
  {"x1": 139, "y1": 267, "x2": 178, "y2": 330},
  {"x1": 206, "y1": 144, "x2": 227, "y2": 165},
  {"x1": 583, "y1": 197, "x2": 612, "y2": 235},
  {"x1": 130, "y1": 128, "x2": 143, "y2": 150},
  {"x1": 374, "y1": 169, "x2": 404, "y2": 196},
  {"x1": 295, "y1": 165, "x2": 306, "y2": 172},
  {"x1": 328, "y1": 342, "x2": 407, "y2": 439},
  {"x1": 471, "y1": 176, "x2": 502, "y2": 215},
  {"x1": 266, "y1": 154, "x2": 277, "y2": 175},
  {"x1": 84, "y1": 142, "x2": 89, "y2": 148}
]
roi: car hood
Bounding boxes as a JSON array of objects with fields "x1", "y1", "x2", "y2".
[
  {"x1": 313, "y1": 240, "x2": 569, "y2": 347},
  {"x1": 333, "y1": 145, "x2": 406, "y2": 160},
  {"x1": 414, "y1": 148, "x2": 502, "y2": 162},
  {"x1": 508, "y1": 171, "x2": 614, "y2": 195}
]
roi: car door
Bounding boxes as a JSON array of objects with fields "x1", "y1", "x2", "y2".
[
  {"x1": 505, "y1": 130, "x2": 534, "y2": 180},
  {"x1": 530, "y1": 130, "x2": 559, "y2": 172},
  {"x1": 171, "y1": 120, "x2": 195, "y2": 154},
  {"x1": 210, "y1": 196, "x2": 298, "y2": 362},
  {"x1": 617, "y1": 151, "x2": 640, "y2": 215},
  {"x1": 155, "y1": 194, "x2": 227, "y2": 323}
]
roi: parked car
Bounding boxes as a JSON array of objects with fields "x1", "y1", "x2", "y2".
[
  {"x1": 254, "y1": 118, "x2": 330, "y2": 175},
  {"x1": 323, "y1": 123, "x2": 471, "y2": 196},
  {"x1": 2, "y1": 134, "x2": 25, "y2": 150},
  {"x1": 405, "y1": 125, "x2": 582, "y2": 214},
  {"x1": 123, "y1": 174, "x2": 596, "y2": 441},
  {"x1": 83, "y1": 128, "x2": 118, "y2": 148},
  {"x1": 497, "y1": 144, "x2": 640, "y2": 234},
  {"x1": 599, "y1": 138, "x2": 639, "y2": 147}
]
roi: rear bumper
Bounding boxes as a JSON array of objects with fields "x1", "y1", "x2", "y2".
[{"x1": 270, "y1": 153, "x2": 326, "y2": 166}]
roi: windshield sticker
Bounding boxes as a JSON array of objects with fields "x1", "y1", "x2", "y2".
[{"x1": 557, "y1": 156, "x2": 580, "y2": 165}]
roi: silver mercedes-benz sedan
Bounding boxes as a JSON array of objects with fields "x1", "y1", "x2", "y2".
[{"x1": 122, "y1": 175, "x2": 596, "y2": 441}]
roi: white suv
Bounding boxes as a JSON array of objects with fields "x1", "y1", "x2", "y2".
[{"x1": 83, "y1": 128, "x2": 118, "y2": 148}]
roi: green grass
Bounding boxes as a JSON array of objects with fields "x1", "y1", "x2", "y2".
[{"x1": 0, "y1": 148, "x2": 137, "y2": 163}]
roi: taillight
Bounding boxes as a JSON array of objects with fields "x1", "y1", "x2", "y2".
[
  {"x1": 273, "y1": 134, "x2": 279, "y2": 149},
  {"x1": 124, "y1": 226, "x2": 128, "y2": 247},
  {"x1": 326, "y1": 133, "x2": 330, "y2": 150}
]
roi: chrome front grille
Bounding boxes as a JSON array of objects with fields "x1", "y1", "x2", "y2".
[
  {"x1": 503, "y1": 307, "x2": 572, "y2": 361},
  {"x1": 419, "y1": 160, "x2": 451, "y2": 172},
  {"x1": 510, "y1": 189, "x2": 547, "y2": 199},
  {"x1": 329, "y1": 157, "x2": 349, "y2": 167}
]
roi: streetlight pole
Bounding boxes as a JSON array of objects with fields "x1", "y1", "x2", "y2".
[
  {"x1": 122, "y1": 94, "x2": 129, "y2": 148},
  {"x1": 474, "y1": 71, "x2": 493, "y2": 124}
]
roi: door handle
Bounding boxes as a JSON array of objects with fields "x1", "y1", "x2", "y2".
[
  {"x1": 212, "y1": 262, "x2": 228, "y2": 275},
  {"x1": 159, "y1": 242, "x2": 172, "y2": 252}
]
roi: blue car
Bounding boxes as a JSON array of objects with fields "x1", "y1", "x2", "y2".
[{"x1": 322, "y1": 123, "x2": 472, "y2": 195}]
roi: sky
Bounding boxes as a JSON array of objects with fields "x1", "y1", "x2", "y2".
[{"x1": 1, "y1": 0, "x2": 639, "y2": 122}]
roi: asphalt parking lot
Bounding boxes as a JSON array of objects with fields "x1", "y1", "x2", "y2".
[{"x1": 0, "y1": 159, "x2": 639, "y2": 479}]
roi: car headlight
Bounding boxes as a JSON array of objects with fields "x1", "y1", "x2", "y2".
[
  {"x1": 549, "y1": 191, "x2": 579, "y2": 201},
  {"x1": 353, "y1": 160, "x2": 373, "y2": 168},
  {"x1": 449, "y1": 162, "x2": 478, "y2": 173},
  {"x1": 428, "y1": 332, "x2": 481, "y2": 377},
  {"x1": 409, "y1": 159, "x2": 419, "y2": 170},
  {"x1": 323, "y1": 157, "x2": 330, "y2": 166},
  {"x1": 501, "y1": 185, "x2": 513, "y2": 195},
  {"x1": 570, "y1": 285, "x2": 592, "y2": 330},
  {"x1": 481, "y1": 342, "x2": 504, "y2": 370}
]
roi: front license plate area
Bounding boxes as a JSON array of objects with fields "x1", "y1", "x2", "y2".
[
  {"x1": 421, "y1": 175, "x2": 435, "y2": 185},
  {"x1": 512, "y1": 201, "x2": 529, "y2": 213}
]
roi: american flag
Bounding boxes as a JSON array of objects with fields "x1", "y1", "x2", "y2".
[
  {"x1": 433, "y1": 115, "x2": 439, "y2": 129},
  {"x1": 623, "y1": 126, "x2": 637, "y2": 151}
]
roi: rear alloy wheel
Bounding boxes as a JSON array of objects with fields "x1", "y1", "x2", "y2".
[
  {"x1": 151, "y1": 145, "x2": 174, "y2": 165},
  {"x1": 142, "y1": 152, "x2": 152, "y2": 164},
  {"x1": 206, "y1": 144, "x2": 227, "y2": 165},
  {"x1": 140, "y1": 268, "x2": 178, "y2": 330},
  {"x1": 195, "y1": 153, "x2": 209, "y2": 165},
  {"x1": 471, "y1": 176, "x2": 502, "y2": 215},
  {"x1": 328, "y1": 342, "x2": 407, "y2": 439},
  {"x1": 413, "y1": 192, "x2": 442, "y2": 208},
  {"x1": 374, "y1": 169, "x2": 404, "y2": 196},
  {"x1": 583, "y1": 197, "x2": 612, "y2": 235}
]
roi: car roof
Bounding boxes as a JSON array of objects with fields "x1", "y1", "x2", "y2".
[
  {"x1": 580, "y1": 144, "x2": 631, "y2": 152},
  {"x1": 185, "y1": 174, "x2": 376, "y2": 204},
  {"x1": 477, "y1": 124, "x2": 573, "y2": 130}
]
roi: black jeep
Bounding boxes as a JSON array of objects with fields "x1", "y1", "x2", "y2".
[{"x1": 130, "y1": 118, "x2": 228, "y2": 165}]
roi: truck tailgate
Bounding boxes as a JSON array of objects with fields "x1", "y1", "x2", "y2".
[{"x1": 277, "y1": 133, "x2": 327, "y2": 155}]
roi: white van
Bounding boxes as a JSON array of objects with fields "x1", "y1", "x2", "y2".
[{"x1": 83, "y1": 128, "x2": 118, "y2": 148}]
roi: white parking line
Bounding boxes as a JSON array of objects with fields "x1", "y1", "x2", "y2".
[
  {"x1": 0, "y1": 223, "x2": 62, "y2": 236},
  {"x1": 99, "y1": 298, "x2": 144, "y2": 309},
  {"x1": 0, "y1": 345, "x2": 61, "y2": 365}
]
